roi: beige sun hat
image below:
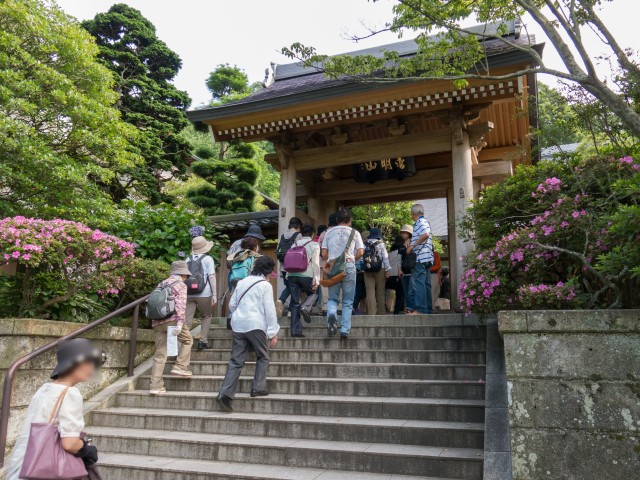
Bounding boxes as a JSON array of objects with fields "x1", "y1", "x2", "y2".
[
  {"x1": 170, "y1": 260, "x2": 192, "y2": 276},
  {"x1": 191, "y1": 235, "x2": 214, "y2": 254},
  {"x1": 400, "y1": 224, "x2": 413, "y2": 234}
]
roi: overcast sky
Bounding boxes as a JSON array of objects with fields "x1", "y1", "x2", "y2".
[{"x1": 57, "y1": 0, "x2": 639, "y2": 107}]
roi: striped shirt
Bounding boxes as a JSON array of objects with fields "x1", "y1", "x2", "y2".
[{"x1": 411, "y1": 217, "x2": 434, "y2": 264}]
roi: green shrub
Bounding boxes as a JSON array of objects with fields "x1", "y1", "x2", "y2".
[{"x1": 460, "y1": 155, "x2": 640, "y2": 317}]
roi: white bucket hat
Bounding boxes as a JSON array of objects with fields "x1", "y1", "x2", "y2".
[
  {"x1": 192, "y1": 236, "x2": 214, "y2": 254},
  {"x1": 400, "y1": 224, "x2": 413, "y2": 234}
]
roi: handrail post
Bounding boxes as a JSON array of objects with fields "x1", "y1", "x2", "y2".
[
  {"x1": 0, "y1": 366, "x2": 16, "y2": 467},
  {"x1": 127, "y1": 304, "x2": 140, "y2": 377}
]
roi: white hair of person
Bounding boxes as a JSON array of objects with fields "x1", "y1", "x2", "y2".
[{"x1": 411, "y1": 204, "x2": 424, "y2": 216}]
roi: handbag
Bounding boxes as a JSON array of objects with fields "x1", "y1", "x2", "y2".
[
  {"x1": 19, "y1": 387, "x2": 88, "y2": 480},
  {"x1": 226, "y1": 279, "x2": 267, "y2": 330},
  {"x1": 401, "y1": 243, "x2": 432, "y2": 274},
  {"x1": 320, "y1": 228, "x2": 356, "y2": 288}
]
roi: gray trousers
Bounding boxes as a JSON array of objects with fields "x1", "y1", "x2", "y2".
[
  {"x1": 219, "y1": 329, "x2": 270, "y2": 398},
  {"x1": 186, "y1": 296, "x2": 212, "y2": 342}
]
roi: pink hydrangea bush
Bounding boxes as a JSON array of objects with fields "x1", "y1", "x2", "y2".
[
  {"x1": 460, "y1": 156, "x2": 639, "y2": 317},
  {"x1": 0, "y1": 217, "x2": 135, "y2": 313}
]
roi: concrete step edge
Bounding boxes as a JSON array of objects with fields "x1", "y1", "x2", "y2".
[
  {"x1": 118, "y1": 390, "x2": 486, "y2": 406},
  {"x1": 87, "y1": 426, "x2": 484, "y2": 460},
  {"x1": 98, "y1": 453, "x2": 457, "y2": 480},
  {"x1": 173, "y1": 361, "x2": 487, "y2": 367},
  {"x1": 92, "y1": 407, "x2": 485, "y2": 431},
  {"x1": 139, "y1": 374, "x2": 487, "y2": 385}
]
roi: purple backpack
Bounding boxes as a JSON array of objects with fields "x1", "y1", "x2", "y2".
[{"x1": 283, "y1": 240, "x2": 312, "y2": 273}]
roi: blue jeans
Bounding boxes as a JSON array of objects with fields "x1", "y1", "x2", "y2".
[
  {"x1": 327, "y1": 263, "x2": 356, "y2": 335},
  {"x1": 411, "y1": 262, "x2": 433, "y2": 314},
  {"x1": 401, "y1": 275, "x2": 414, "y2": 311}
]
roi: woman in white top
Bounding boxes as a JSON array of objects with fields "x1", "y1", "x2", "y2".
[
  {"x1": 7, "y1": 338, "x2": 104, "y2": 480},
  {"x1": 216, "y1": 256, "x2": 280, "y2": 413}
]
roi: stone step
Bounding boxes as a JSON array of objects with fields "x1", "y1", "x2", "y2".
[
  {"x1": 191, "y1": 348, "x2": 486, "y2": 364},
  {"x1": 116, "y1": 391, "x2": 486, "y2": 422},
  {"x1": 89, "y1": 427, "x2": 483, "y2": 478},
  {"x1": 207, "y1": 325, "x2": 485, "y2": 338},
  {"x1": 135, "y1": 375, "x2": 486, "y2": 399},
  {"x1": 206, "y1": 337, "x2": 486, "y2": 350},
  {"x1": 98, "y1": 452, "x2": 459, "y2": 480},
  {"x1": 291, "y1": 313, "x2": 475, "y2": 327},
  {"x1": 90, "y1": 408, "x2": 484, "y2": 448},
  {"x1": 166, "y1": 361, "x2": 486, "y2": 380}
]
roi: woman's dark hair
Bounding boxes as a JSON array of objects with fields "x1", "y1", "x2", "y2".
[
  {"x1": 241, "y1": 236, "x2": 259, "y2": 251},
  {"x1": 301, "y1": 224, "x2": 315, "y2": 237},
  {"x1": 390, "y1": 234, "x2": 404, "y2": 251},
  {"x1": 316, "y1": 224, "x2": 328, "y2": 236},
  {"x1": 328, "y1": 213, "x2": 338, "y2": 227},
  {"x1": 251, "y1": 255, "x2": 276, "y2": 276},
  {"x1": 288, "y1": 217, "x2": 302, "y2": 229}
]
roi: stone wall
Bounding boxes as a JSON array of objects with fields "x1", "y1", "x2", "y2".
[
  {"x1": 0, "y1": 318, "x2": 154, "y2": 450},
  {"x1": 499, "y1": 310, "x2": 640, "y2": 479}
]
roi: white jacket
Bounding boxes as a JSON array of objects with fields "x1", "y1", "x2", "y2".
[{"x1": 229, "y1": 275, "x2": 280, "y2": 338}]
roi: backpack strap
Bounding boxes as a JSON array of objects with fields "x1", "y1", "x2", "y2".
[{"x1": 343, "y1": 228, "x2": 356, "y2": 255}]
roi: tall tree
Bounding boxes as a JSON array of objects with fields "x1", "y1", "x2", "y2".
[
  {"x1": 206, "y1": 64, "x2": 250, "y2": 104},
  {"x1": 83, "y1": 3, "x2": 192, "y2": 204},
  {"x1": 185, "y1": 65, "x2": 280, "y2": 214},
  {"x1": 0, "y1": 0, "x2": 140, "y2": 223},
  {"x1": 283, "y1": 0, "x2": 640, "y2": 137}
]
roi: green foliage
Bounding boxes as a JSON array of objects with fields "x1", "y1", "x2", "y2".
[
  {"x1": 187, "y1": 159, "x2": 259, "y2": 215},
  {"x1": 459, "y1": 161, "x2": 572, "y2": 250},
  {"x1": 0, "y1": 0, "x2": 140, "y2": 222},
  {"x1": 108, "y1": 201, "x2": 209, "y2": 263},
  {"x1": 115, "y1": 258, "x2": 170, "y2": 306},
  {"x1": 207, "y1": 64, "x2": 250, "y2": 103},
  {"x1": 82, "y1": 3, "x2": 192, "y2": 204},
  {"x1": 352, "y1": 202, "x2": 413, "y2": 242},
  {"x1": 460, "y1": 155, "x2": 640, "y2": 316},
  {"x1": 536, "y1": 84, "x2": 581, "y2": 148}
]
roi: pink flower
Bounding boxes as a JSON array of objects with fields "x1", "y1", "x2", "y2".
[
  {"x1": 620, "y1": 156, "x2": 633, "y2": 164},
  {"x1": 11, "y1": 251, "x2": 20, "y2": 259},
  {"x1": 572, "y1": 211, "x2": 580, "y2": 218},
  {"x1": 22, "y1": 253, "x2": 31, "y2": 260}
]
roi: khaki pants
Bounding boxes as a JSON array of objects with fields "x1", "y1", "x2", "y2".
[
  {"x1": 150, "y1": 321, "x2": 193, "y2": 390},
  {"x1": 364, "y1": 270, "x2": 386, "y2": 315},
  {"x1": 186, "y1": 296, "x2": 212, "y2": 342}
]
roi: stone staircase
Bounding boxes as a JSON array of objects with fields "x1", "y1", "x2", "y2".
[{"x1": 88, "y1": 314, "x2": 486, "y2": 479}]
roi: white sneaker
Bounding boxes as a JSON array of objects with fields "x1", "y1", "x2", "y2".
[
  {"x1": 149, "y1": 387, "x2": 166, "y2": 395},
  {"x1": 170, "y1": 368, "x2": 193, "y2": 377},
  {"x1": 276, "y1": 300, "x2": 284, "y2": 317}
]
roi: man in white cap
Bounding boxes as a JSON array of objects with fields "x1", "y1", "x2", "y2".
[{"x1": 186, "y1": 236, "x2": 217, "y2": 350}]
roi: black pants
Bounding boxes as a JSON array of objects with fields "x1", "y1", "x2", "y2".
[
  {"x1": 353, "y1": 272, "x2": 366, "y2": 313},
  {"x1": 288, "y1": 276, "x2": 315, "y2": 335},
  {"x1": 387, "y1": 276, "x2": 404, "y2": 314},
  {"x1": 279, "y1": 270, "x2": 290, "y2": 304},
  {"x1": 219, "y1": 329, "x2": 270, "y2": 398}
]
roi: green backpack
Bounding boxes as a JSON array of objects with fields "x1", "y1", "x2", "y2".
[{"x1": 229, "y1": 255, "x2": 256, "y2": 285}]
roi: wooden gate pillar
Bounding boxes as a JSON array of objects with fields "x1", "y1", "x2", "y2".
[
  {"x1": 450, "y1": 128, "x2": 475, "y2": 309},
  {"x1": 276, "y1": 144, "x2": 297, "y2": 296}
]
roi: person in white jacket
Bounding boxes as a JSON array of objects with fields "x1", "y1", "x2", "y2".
[{"x1": 216, "y1": 256, "x2": 280, "y2": 412}]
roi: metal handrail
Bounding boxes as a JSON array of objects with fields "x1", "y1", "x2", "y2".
[{"x1": 0, "y1": 294, "x2": 150, "y2": 467}]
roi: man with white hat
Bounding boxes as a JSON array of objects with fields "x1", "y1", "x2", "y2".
[{"x1": 186, "y1": 236, "x2": 217, "y2": 350}]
